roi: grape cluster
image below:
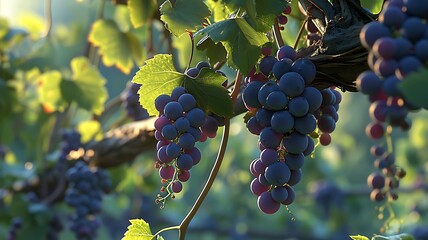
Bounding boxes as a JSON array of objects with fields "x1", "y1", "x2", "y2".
[
  {"x1": 46, "y1": 214, "x2": 64, "y2": 240},
  {"x1": 305, "y1": 19, "x2": 321, "y2": 46},
  {"x1": 7, "y1": 217, "x2": 22, "y2": 240},
  {"x1": 121, "y1": 82, "x2": 149, "y2": 121},
  {"x1": 316, "y1": 88, "x2": 341, "y2": 146},
  {"x1": 154, "y1": 86, "x2": 217, "y2": 205},
  {"x1": 277, "y1": 5, "x2": 292, "y2": 28},
  {"x1": 243, "y1": 45, "x2": 340, "y2": 214},
  {"x1": 65, "y1": 161, "x2": 111, "y2": 239},
  {"x1": 357, "y1": 0, "x2": 426, "y2": 201}
]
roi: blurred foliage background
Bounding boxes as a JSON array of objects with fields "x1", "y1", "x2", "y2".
[{"x1": 1, "y1": 0, "x2": 428, "y2": 239}]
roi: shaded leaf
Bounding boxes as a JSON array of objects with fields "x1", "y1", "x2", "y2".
[
  {"x1": 128, "y1": 0, "x2": 156, "y2": 28},
  {"x1": 398, "y1": 68, "x2": 428, "y2": 109},
  {"x1": 196, "y1": 18, "x2": 268, "y2": 75},
  {"x1": 196, "y1": 37, "x2": 227, "y2": 66},
  {"x1": 88, "y1": 19, "x2": 142, "y2": 74},
  {"x1": 251, "y1": 0, "x2": 288, "y2": 32},
  {"x1": 122, "y1": 219, "x2": 154, "y2": 240},
  {"x1": 132, "y1": 54, "x2": 186, "y2": 116},
  {"x1": 185, "y1": 68, "x2": 232, "y2": 117},
  {"x1": 61, "y1": 57, "x2": 108, "y2": 115},
  {"x1": 160, "y1": 0, "x2": 211, "y2": 37}
]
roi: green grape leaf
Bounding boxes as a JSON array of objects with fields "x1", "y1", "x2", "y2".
[
  {"x1": 251, "y1": 0, "x2": 288, "y2": 32},
  {"x1": 207, "y1": 0, "x2": 231, "y2": 22},
  {"x1": 350, "y1": 235, "x2": 370, "y2": 240},
  {"x1": 122, "y1": 219, "x2": 156, "y2": 240},
  {"x1": 160, "y1": 0, "x2": 211, "y2": 37},
  {"x1": 132, "y1": 54, "x2": 186, "y2": 116},
  {"x1": 61, "y1": 57, "x2": 108, "y2": 115},
  {"x1": 88, "y1": 19, "x2": 141, "y2": 74},
  {"x1": 196, "y1": 18, "x2": 268, "y2": 75},
  {"x1": 37, "y1": 70, "x2": 67, "y2": 112},
  {"x1": 185, "y1": 68, "x2": 232, "y2": 117},
  {"x1": 196, "y1": 37, "x2": 227, "y2": 66},
  {"x1": 132, "y1": 54, "x2": 232, "y2": 117},
  {"x1": 0, "y1": 17, "x2": 8, "y2": 39},
  {"x1": 398, "y1": 68, "x2": 428, "y2": 109},
  {"x1": 128, "y1": 0, "x2": 156, "y2": 28}
]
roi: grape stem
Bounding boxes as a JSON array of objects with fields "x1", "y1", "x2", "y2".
[
  {"x1": 385, "y1": 125, "x2": 393, "y2": 153},
  {"x1": 272, "y1": 18, "x2": 284, "y2": 48},
  {"x1": 44, "y1": 0, "x2": 52, "y2": 37},
  {"x1": 294, "y1": 18, "x2": 308, "y2": 49},
  {"x1": 185, "y1": 32, "x2": 194, "y2": 71},
  {"x1": 178, "y1": 72, "x2": 241, "y2": 240}
]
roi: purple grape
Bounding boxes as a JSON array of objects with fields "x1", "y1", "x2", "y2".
[
  {"x1": 270, "y1": 110, "x2": 294, "y2": 133},
  {"x1": 285, "y1": 153, "x2": 305, "y2": 171},
  {"x1": 159, "y1": 165, "x2": 175, "y2": 180},
  {"x1": 259, "y1": 56, "x2": 278, "y2": 76},
  {"x1": 265, "y1": 91, "x2": 288, "y2": 110},
  {"x1": 259, "y1": 127, "x2": 283, "y2": 149},
  {"x1": 272, "y1": 58, "x2": 292, "y2": 80},
  {"x1": 257, "y1": 192, "x2": 280, "y2": 214},
  {"x1": 178, "y1": 93, "x2": 196, "y2": 112},
  {"x1": 264, "y1": 161, "x2": 291, "y2": 186},
  {"x1": 283, "y1": 132, "x2": 308, "y2": 154},
  {"x1": 171, "y1": 181, "x2": 183, "y2": 193},
  {"x1": 177, "y1": 154, "x2": 193, "y2": 170},
  {"x1": 278, "y1": 72, "x2": 305, "y2": 98},
  {"x1": 260, "y1": 148, "x2": 279, "y2": 166},
  {"x1": 276, "y1": 45, "x2": 297, "y2": 61},
  {"x1": 250, "y1": 178, "x2": 269, "y2": 196},
  {"x1": 164, "y1": 102, "x2": 183, "y2": 120},
  {"x1": 246, "y1": 117, "x2": 264, "y2": 135},
  {"x1": 291, "y1": 58, "x2": 316, "y2": 85},
  {"x1": 178, "y1": 133, "x2": 196, "y2": 149},
  {"x1": 301, "y1": 87, "x2": 323, "y2": 112},
  {"x1": 288, "y1": 97, "x2": 309, "y2": 117},
  {"x1": 271, "y1": 186, "x2": 289, "y2": 203}
]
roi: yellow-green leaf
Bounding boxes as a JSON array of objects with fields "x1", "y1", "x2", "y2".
[
  {"x1": 88, "y1": 19, "x2": 142, "y2": 74},
  {"x1": 128, "y1": 0, "x2": 156, "y2": 28},
  {"x1": 132, "y1": 54, "x2": 186, "y2": 116},
  {"x1": 350, "y1": 235, "x2": 370, "y2": 240},
  {"x1": 76, "y1": 120, "x2": 103, "y2": 143},
  {"x1": 398, "y1": 67, "x2": 428, "y2": 109},
  {"x1": 37, "y1": 71, "x2": 67, "y2": 112},
  {"x1": 122, "y1": 219, "x2": 155, "y2": 240}
]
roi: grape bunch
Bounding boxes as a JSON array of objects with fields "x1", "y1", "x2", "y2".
[
  {"x1": 65, "y1": 161, "x2": 111, "y2": 240},
  {"x1": 154, "y1": 86, "x2": 218, "y2": 205},
  {"x1": 243, "y1": 45, "x2": 340, "y2": 214},
  {"x1": 277, "y1": 5, "x2": 292, "y2": 28},
  {"x1": 7, "y1": 217, "x2": 22, "y2": 240},
  {"x1": 120, "y1": 82, "x2": 149, "y2": 121},
  {"x1": 305, "y1": 19, "x2": 321, "y2": 46},
  {"x1": 357, "y1": 0, "x2": 427, "y2": 201},
  {"x1": 46, "y1": 214, "x2": 64, "y2": 240}
]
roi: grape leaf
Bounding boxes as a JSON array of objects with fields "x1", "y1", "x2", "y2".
[
  {"x1": 206, "y1": 0, "x2": 231, "y2": 22},
  {"x1": 398, "y1": 68, "x2": 428, "y2": 109},
  {"x1": 0, "y1": 18, "x2": 8, "y2": 39},
  {"x1": 350, "y1": 235, "x2": 370, "y2": 240},
  {"x1": 128, "y1": 0, "x2": 155, "y2": 28},
  {"x1": 37, "y1": 71, "x2": 67, "y2": 112},
  {"x1": 61, "y1": 57, "x2": 108, "y2": 115},
  {"x1": 88, "y1": 19, "x2": 142, "y2": 74},
  {"x1": 250, "y1": 0, "x2": 288, "y2": 32},
  {"x1": 132, "y1": 54, "x2": 233, "y2": 117},
  {"x1": 196, "y1": 37, "x2": 227, "y2": 66},
  {"x1": 160, "y1": 0, "x2": 211, "y2": 37},
  {"x1": 122, "y1": 219, "x2": 155, "y2": 240},
  {"x1": 196, "y1": 18, "x2": 268, "y2": 75},
  {"x1": 132, "y1": 54, "x2": 186, "y2": 116},
  {"x1": 185, "y1": 68, "x2": 232, "y2": 117}
]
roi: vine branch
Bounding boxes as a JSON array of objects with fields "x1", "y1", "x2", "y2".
[
  {"x1": 272, "y1": 18, "x2": 284, "y2": 48},
  {"x1": 178, "y1": 72, "x2": 242, "y2": 239}
]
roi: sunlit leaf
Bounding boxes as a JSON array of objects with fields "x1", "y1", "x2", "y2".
[
  {"x1": 37, "y1": 71, "x2": 67, "y2": 112},
  {"x1": 128, "y1": 0, "x2": 156, "y2": 28},
  {"x1": 160, "y1": 0, "x2": 211, "y2": 37},
  {"x1": 350, "y1": 235, "x2": 370, "y2": 240},
  {"x1": 77, "y1": 120, "x2": 103, "y2": 143},
  {"x1": 122, "y1": 219, "x2": 155, "y2": 240},
  {"x1": 88, "y1": 19, "x2": 142, "y2": 74}
]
